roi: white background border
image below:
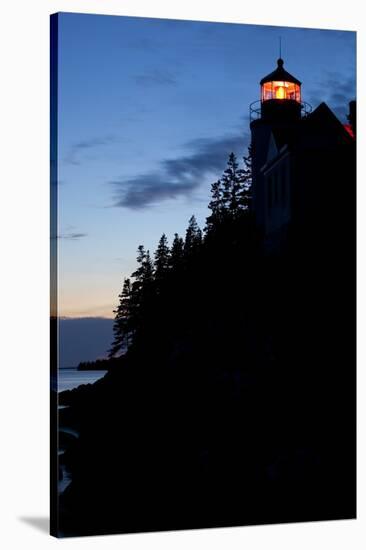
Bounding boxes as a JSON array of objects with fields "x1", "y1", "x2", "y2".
[{"x1": 0, "y1": 1, "x2": 364, "y2": 548}]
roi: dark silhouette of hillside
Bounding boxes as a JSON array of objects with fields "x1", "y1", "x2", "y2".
[
  {"x1": 77, "y1": 357, "x2": 119, "y2": 371},
  {"x1": 56, "y1": 145, "x2": 356, "y2": 537}
]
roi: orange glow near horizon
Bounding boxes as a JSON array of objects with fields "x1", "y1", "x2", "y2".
[{"x1": 56, "y1": 283, "x2": 117, "y2": 319}]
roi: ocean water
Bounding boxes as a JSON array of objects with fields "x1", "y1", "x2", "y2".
[
  {"x1": 54, "y1": 368, "x2": 108, "y2": 494},
  {"x1": 54, "y1": 368, "x2": 107, "y2": 392}
]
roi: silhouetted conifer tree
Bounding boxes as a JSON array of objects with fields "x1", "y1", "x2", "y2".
[
  {"x1": 206, "y1": 179, "x2": 225, "y2": 231},
  {"x1": 239, "y1": 144, "x2": 253, "y2": 210},
  {"x1": 184, "y1": 215, "x2": 202, "y2": 256},
  {"x1": 154, "y1": 234, "x2": 170, "y2": 284},
  {"x1": 131, "y1": 246, "x2": 147, "y2": 283},
  {"x1": 143, "y1": 250, "x2": 154, "y2": 283},
  {"x1": 131, "y1": 246, "x2": 154, "y2": 288},
  {"x1": 169, "y1": 233, "x2": 184, "y2": 269},
  {"x1": 129, "y1": 246, "x2": 154, "y2": 332},
  {"x1": 222, "y1": 152, "x2": 244, "y2": 215},
  {"x1": 108, "y1": 278, "x2": 132, "y2": 358}
]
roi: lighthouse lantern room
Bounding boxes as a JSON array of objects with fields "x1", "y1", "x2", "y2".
[
  {"x1": 260, "y1": 58, "x2": 301, "y2": 103},
  {"x1": 253, "y1": 58, "x2": 303, "y2": 123}
]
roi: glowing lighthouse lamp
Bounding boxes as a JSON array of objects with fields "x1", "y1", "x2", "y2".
[
  {"x1": 261, "y1": 59, "x2": 301, "y2": 103},
  {"x1": 257, "y1": 56, "x2": 304, "y2": 123}
]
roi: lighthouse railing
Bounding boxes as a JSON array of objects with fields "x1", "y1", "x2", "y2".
[
  {"x1": 249, "y1": 101, "x2": 262, "y2": 121},
  {"x1": 249, "y1": 100, "x2": 313, "y2": 122}
]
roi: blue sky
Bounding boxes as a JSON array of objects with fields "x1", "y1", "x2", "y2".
[{"x1": 55, "y1": 13, "x2": 356, "y2": 318}]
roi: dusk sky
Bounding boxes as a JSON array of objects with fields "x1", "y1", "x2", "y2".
[{"x1": 56, "y1": 13, "x2": 355, "y2": 319}]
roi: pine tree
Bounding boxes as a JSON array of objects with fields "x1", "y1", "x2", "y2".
[
  {"x1": 184, "y1": 215, "x2": 202, "y2": 256},
  {"x1": 169, "y1": 233, "x2": 184, "y2": 269},
  {"x1": 222, "y1": 152, "x2": 244, "y2": 216},
  {"x1": 129, "y1": 245, "x2": 155, "y2": 331},
  {"x1": 239, "y1": 144, "x2": 252, "y2": 210},
  {"x1": 154, "y1": 234, "x2": 170, "y2": 283},
  {"x1": 131, "y1": 245, "x2": 154, "y2": 290},
  {"x1": 143, "y1": 250, "x2": 154, "y2": 285},
  {"x1": 108, "y1": 277, "x2": 132, "y2": 358},
  {"x1": 131, "y1": 245, "x2": 147, "y2": 285},
  {"x1": 206, "y1": 179, "x2": 225, "y2": 232}
]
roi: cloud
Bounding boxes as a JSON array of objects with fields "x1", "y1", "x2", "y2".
[
  {"x1": 52, "y1": 232, "x2": 88, "y2": 240},
  {"x1": 133, "y1": 69, "x2": 177, "y2": 87},
  {"x1": 308, "y1": 72, "x2": 355, "y2": 122},
  {"x1": 64, "y1": 135, "x2": 117, "y2": 165},
  {"x1": 109, "y1": 132, "x2": 250, "y2": 209}
]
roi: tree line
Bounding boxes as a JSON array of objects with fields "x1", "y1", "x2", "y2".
[{"x1": 108, "y1": 148, "x2": 252, "y2": 359}]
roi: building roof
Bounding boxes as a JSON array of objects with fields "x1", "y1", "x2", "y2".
[
  {"x1": 300, "y1": 102, "x2": 354, "y2": 145},
  {"x1": 272, "y1": 102, "x2": 353, "y2": 150},
  {"x1": 262, "y1": 101, "x2": 354, "y2": 172},
  {"x1": 260, "y1": 58, "x2": 302, "y2": 86}
]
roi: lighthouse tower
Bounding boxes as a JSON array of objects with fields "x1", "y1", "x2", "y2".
[{"x1": 250, "y1": 57, "x2": 308, "y2": 236}]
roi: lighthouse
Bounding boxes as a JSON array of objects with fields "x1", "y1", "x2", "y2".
[
  {"x1": 249, "y1": 57, "x2": 354, "y2": 251},
  {"x1": 250, "y1": 57, "x2": 311, "y2": 239}
]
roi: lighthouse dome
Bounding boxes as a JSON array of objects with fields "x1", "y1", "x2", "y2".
[{"x1": 260, "y1": 58, "x2": 301, "y2": 86}]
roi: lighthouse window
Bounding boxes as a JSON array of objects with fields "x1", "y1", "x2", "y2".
[{"x1": 261, "y1": 81, "x2": 301, "y2": 102}]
